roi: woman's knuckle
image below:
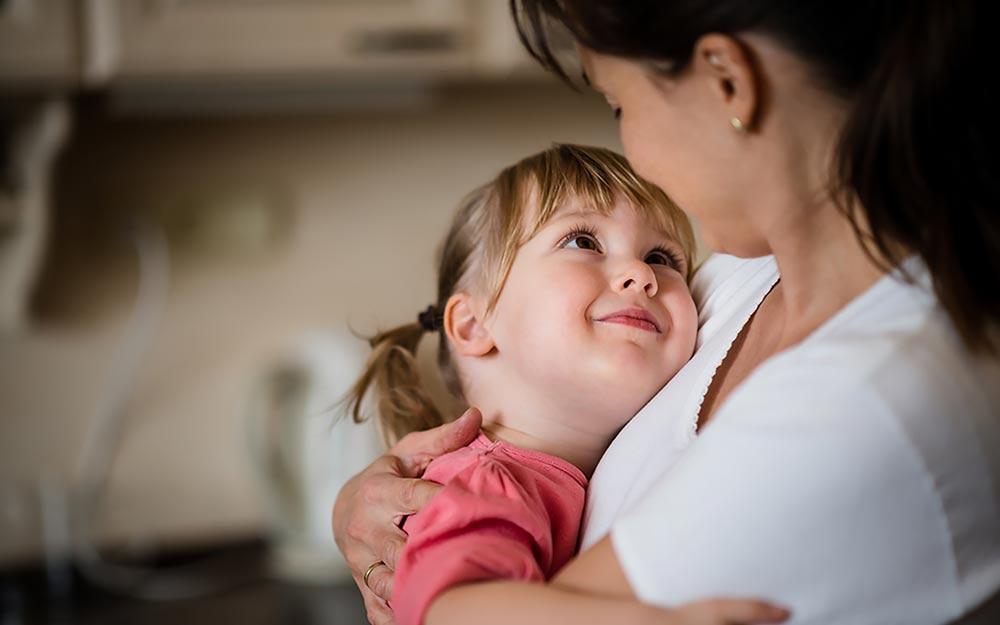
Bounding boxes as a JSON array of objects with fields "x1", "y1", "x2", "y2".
[
  {"x1": 360, "y1": 478, "x2": 385, "y2": 506},
  {"x1": 372, "y1": 576, "x2": 389, "y2": 599},
  {"x1": 383, "y1": 540, "x2": 398, "y2": 567},
  {"x1": 344, "y1": 514, "x2": 362, "y2": 540},
  {"x1": 400, "y1": 480, "x2": 419, "y2": 509}
]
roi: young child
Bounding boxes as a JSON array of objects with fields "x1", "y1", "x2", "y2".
[{"x1": 345, "y1": 145, "x2": 784, "y2": 625}]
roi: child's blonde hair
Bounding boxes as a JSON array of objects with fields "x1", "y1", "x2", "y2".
[{"x1": 345, "y1": 144, "x2": 695, "y2": 447}]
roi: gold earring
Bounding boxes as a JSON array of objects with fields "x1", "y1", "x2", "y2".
[{"x1": 729, "y1": 117, "x2": 747, "y2": 133}]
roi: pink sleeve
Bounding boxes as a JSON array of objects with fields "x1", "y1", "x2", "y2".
[{"x1": 391, "y1": 457, "x2": 554, "y2": 625}]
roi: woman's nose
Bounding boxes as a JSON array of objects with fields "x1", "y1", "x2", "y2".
[{"x1": 614, "y1": 261, "x2": 658, "y2": 297}]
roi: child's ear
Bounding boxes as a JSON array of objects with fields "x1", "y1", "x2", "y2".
[{"x1": 443, "y1": 292, "x2": 495, "y2": 357}]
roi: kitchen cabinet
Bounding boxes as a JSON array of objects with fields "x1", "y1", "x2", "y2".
[
  {"x1": 0, "y1": 0, "x2": 81, "y2": 88},
  {"x1": 110, "y1": 0, "x2": 477, "y2": 81},
  {"x1": 0, "y1": 0, "x2": 542, "y2": 88}
]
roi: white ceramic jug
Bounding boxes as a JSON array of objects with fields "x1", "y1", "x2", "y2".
[{"x1": 245, "y1": 331, "x2": 382, "y2": 585}]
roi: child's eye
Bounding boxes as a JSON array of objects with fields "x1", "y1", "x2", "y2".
[
  {"x1": 559, "y1": 227, "x2": 601, "y2": 253},
  {"x1": 645, "y1": 247, "x2": 684, "y2": 271}
]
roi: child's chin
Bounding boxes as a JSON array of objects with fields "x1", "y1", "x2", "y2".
[
  {"x1": 580, "y1": 356, "x2": 668, "y2": 397},
  {"x1": 597, "y1": 340, "x2": 668, "y2": 371}
]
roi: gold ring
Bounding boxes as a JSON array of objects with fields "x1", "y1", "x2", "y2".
[{"x1": 363, "y1": 560, "x2": 386, "y2": 590}]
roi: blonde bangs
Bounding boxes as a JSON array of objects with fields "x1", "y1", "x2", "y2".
[{"x1": 482, "y1": 144, "x2": 696, "y2": 311}]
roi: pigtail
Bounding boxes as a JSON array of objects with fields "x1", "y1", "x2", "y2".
[{"x1": 344, "y1": 322, "x2": 445, "y2": 448}]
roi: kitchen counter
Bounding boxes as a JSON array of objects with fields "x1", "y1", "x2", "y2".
[{"x1": 0, "y1": 539, "x2": 368, "y2": 625}]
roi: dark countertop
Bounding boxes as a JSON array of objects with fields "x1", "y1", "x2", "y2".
[{"x1": 1, "y1": 539, "x2": 369, "y2": 625}]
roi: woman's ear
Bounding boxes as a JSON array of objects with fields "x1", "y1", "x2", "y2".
[
  {"x1": 443, "y1": 292, "x2": 495, "y2": 357},
  {"x1": 693, "y1": 33, "x2": 759, "y2": 131}
]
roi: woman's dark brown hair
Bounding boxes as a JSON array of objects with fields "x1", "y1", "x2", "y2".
[{"x1": 511, "y1": 0, "x2": 997, "y2": 353}]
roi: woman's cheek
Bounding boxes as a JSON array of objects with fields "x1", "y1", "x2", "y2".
[{"x1": 619, "y1": 119, "x2": 653, "y2": 182}]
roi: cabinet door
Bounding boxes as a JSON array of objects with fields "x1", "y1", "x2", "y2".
[
  {"x1": 0, "y1": 0, "x2": 79, "y2": 87},
  {"x1": 112, "y1": 0, "x2": 474, "y2": 81}
]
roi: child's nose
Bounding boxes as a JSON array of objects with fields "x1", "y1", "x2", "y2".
[{"x1": 615, "y1": 261, "x2": 659, "y2": 297}]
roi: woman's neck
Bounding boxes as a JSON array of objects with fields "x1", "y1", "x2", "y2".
[
  {"x1": 765, "y1": 198, "x2": 888, "y2": 351},
  {"x1": 752, "y1": 69, "x2": 889, "y2": 347}
]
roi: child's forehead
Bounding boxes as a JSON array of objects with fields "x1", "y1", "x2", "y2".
[{"x1": 540, "y1": 196, "x2": 678, "y2": 241}]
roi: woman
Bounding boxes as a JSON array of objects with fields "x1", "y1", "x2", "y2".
[{"x1": 333, "y1": 2, "x2": 1000, "y2": 624}]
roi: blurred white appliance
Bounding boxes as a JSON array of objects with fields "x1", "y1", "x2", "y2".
[{"x1": 246, "y1": 331, "x2": 382, "y2": 585}]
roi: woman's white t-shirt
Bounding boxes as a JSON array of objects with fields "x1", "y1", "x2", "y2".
[{"x1": 583, "y1": 254, "x2": 1000, "y2": 624}]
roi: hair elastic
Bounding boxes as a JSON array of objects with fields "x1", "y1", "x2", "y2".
[{"x1": 418, "y1": 305, "x2": 443, "y2": 332}]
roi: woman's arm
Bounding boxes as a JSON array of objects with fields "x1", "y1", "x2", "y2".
[
  {"x1": 427, "y1": 547, "x2": 789, "y2": 625},
  {"x1": 334, "y1": 410, "x2": 789, "y2": 625}
]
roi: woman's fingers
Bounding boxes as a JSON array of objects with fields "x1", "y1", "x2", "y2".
[
  {"x1": 333, "y1": 407, "x2": 482, "y2": 623},
  {"x1": 365, "y1": 524, "x2": 408, "y2": 573},
  {"x1": 384, "y1": 476, "x2": 444, "y2": 518},
  {"x1": 363, "y1": 561, "x2": 394, "y2": 602},
  {"x1": 392, "y1": 407, "x2": 483, "y2": 476},
  {"x1": 673, "y1": 598, "x2": 790, "y2": 624},
  {"x1": 361, "y1": 590, "x2": 396, "y2": 625}
]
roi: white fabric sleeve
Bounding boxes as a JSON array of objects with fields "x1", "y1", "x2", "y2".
[{"x1": 610, "y1": 367, "x2": 960, "y2": 625}]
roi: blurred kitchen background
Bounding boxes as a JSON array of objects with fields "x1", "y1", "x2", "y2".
[{"x1": 0, "y1": 1, "x2": 632, "y2": 623}]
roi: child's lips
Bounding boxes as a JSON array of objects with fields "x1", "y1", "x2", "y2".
[{"x1": 595, "y1": 308, "x2": 661, "y2": 333}]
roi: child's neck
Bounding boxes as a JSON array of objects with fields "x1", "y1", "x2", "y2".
[{"x1": 476, "y1": 410, "x2": 614, "y2": 480}]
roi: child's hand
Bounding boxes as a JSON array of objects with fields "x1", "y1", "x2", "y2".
[
  {"x1": 657, "y1": 598, "x2": 790, "y2": 625},
  {"x1": 332, "y1": 408, "x2": 483, "y2": 625}
]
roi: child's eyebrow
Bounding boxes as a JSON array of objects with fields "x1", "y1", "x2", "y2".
[
  {"x1": 546, "y1": 210, "x2": 682, "y2": 245},
  {"x1": 541, "y1": 208, "x2": 604, "y2": 227},
  {"x1": 552, "y1": 208, "x2": 600, "y2": 220}
]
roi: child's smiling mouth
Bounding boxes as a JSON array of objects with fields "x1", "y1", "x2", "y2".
[{"x1": 595, "y1": 307, "x2": 661, "y2": 333}]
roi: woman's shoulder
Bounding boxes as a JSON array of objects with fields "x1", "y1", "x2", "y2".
[
  {"x1": 752, "y1": 259, "x2": 997, "y2": 420},
  {"x1": 709, "y1": 267, "x2": 1000, "y2": 613},
  {"x1": 728, "y1": 260, "x2": 1000, "y2": 455}
]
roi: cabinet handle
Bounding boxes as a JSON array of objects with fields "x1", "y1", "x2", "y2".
[{"x1": 350, "y1": 28, "x2": 459, "y2": 54}]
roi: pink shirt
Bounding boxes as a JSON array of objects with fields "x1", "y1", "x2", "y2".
[{"x1": 392, "y1": 431, "x2": 588, "y2": 625}]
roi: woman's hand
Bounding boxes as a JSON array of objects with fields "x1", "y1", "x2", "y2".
[{"x1": 332, "y1": 407, "x2": 482, "y2": 625}]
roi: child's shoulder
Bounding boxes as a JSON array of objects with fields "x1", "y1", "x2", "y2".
[
  {"x1": 421, "y1": 432, "x2": 586, "y2": 497},
  {"x1": 422, "y1": 433, "x2": 523, "y2": 488}
]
